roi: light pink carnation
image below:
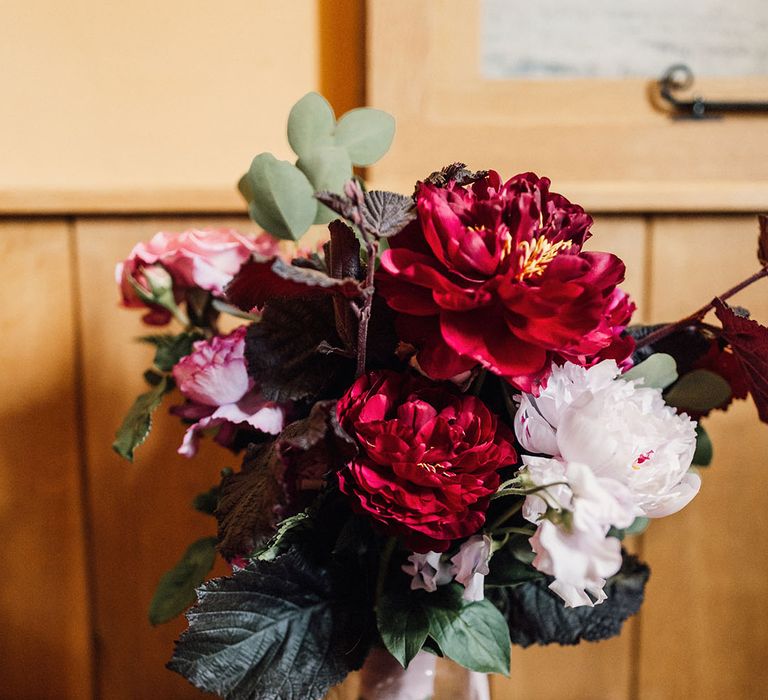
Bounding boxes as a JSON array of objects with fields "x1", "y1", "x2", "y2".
[
  {"x1": 171, "y1": 326, "x2": 284, "y2": 456},
  {"x1": 116, "y1": 228, "x2": 279, "y2": 324}
]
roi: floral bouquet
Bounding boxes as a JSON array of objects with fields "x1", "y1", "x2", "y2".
[{"x1": 114, "y1": 94, "x2": 768, "y2": 700}]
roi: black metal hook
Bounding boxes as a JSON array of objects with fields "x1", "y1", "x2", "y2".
[{"x1": 653, "y1": 64, "x2": 768, "y2": 119}]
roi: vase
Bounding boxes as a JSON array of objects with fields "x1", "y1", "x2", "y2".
[{"x1": 356, "y1": 647, "x2": 490, "y2": 700}]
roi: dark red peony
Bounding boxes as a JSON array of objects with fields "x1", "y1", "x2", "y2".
[
  {"x1": 336, "y1": 370, "x2": 516, "y2": 552},
  {"x1": 377, "y1": 172, "x2": 635, "y2": 391}
]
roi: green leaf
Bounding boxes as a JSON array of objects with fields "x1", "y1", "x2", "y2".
[
  {"x1": 486, "y1": 545, "x2": 544, "y2": 587},
  {"x1": 377, "y1": 588, "x2": 431, "y2": 668},
  {"x1": 167, "y1": 549, "x2": 373, "y2": 700},
  {"x1": 112, "y1": 375, "x2": 172, "y2": 461},
  {"x1": 149, "y1": 537, "x2": 217, "y2": 625},
  {"x1": 296, "y1": 146, "x2": 354, "y2": 224},
  {"x1": 287, "y1": 92, "x2": 336, "y2": 159},
  {"x1": 622, "y1": 352, "x2": 678, "y2": 390},
  {"x1": 692, "y1": 424, "x2": 713, "y2": 466},
  {"x1": 665, "y1": 369, "x2": 732, "y2": 413},
  {"x1": 253, "y1": 512, "x2": 312, "y2": 562},
  {"x1": 334, "y1": 108, "x2": 395, "y2": 166},
  {"x1": 191, "y1": 486, "x2": 220, "y2": 516},
  {"x1": 138, "y1": 332, "x2": 202, "y2": 372},
  {"x1": 424, "y1": 586, "x2": 510, "y2": 675},
  {"x1": 492, "y1": 551, "x2": 650, "y2": 648},
  {"x1": 240, "y1": 153, "x2": 317, "y2": 240}
]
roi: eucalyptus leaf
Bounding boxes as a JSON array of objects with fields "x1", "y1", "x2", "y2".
[
  {"x1": 241, "y1": 153, "x2": 317, "y2": 240},
  {"x1": 665, "y1": 369, "x2": 732, "y2": 413},
  {"x1": 622, "y1": 352, "x2": 678, "y2": 390},
  {"x1": 112, "y1": 375, "x2": 172, "y2": 461},
  {"x1": 296, "y1": 146, "x2": 354, "y2": 224},
  {"x1": 149, "y1": 537, "x2": 217, "y2": 625},
  {"x1": 424, "y1": 586, "x2": 510, "y2": 675},
  {"x1": 287, "y1": 92, "x2": 336, "y2": 159},
  {"x1": 692, "y1": 424, "x2": 713, "y2": 466},
  {"x1": 334, "y1": 108, "x2": 395, "y2": 166}
]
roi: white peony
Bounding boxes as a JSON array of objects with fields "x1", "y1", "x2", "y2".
[
  {"x1": 515, "y1": 360, "x2": 699, "y2": 519},
  {"x1": 514, "y1": 359, "x2": 699, "y2": 607}
]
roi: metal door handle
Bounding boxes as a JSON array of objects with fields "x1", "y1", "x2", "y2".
[{"x1": 653, "y1": 64, "x2": 768, "y2": 119}]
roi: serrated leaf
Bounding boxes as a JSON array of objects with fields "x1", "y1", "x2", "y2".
[
  {"x1": 715, "y1": 298, "x2": 768, "y2": 423},
  {"x1": 138, "y1": 332, "x2": 202, "y2": 372},
  {"x1": 377, "y1": 588, "x2": 431, "y2": 668},
  {"x1": 665, "y1": 369, "x2": 732, "y2": 413},
  {"x1": 424, "y1": 586, "x2": 510, "y2": 675},
  {"x1": 112, "y1": 375, "x2": 172, "y2": 461},
  {"x1": 287, "y1": 92, "x2": 336, "y2": 159},
  {"x1": 334, "y1": 108, "x2": 395, "y2": 166},
  {"x1": 225, "y1": 254, "x2": 361, "y2": 311},
  {"x1": 692, "y1": 424, "x2": 713, "y2": 466},
  {"x1": 622, "y1": 352, "x2": 678, "y2": 390},
  {"x1": 362, "y1": 190, "x2": 416, "y2": 238},
  {"x1": 493, "y1": 551, "x2": 650, "y2": 647},
  {"x1": 240, "y1": 153, "x2": 317, "y2": 241},
  {"x1": 167, "y1": 549, "x2": 372, "y2": 700},
  {"x1": 216, "y1": 443, "x2": 286, "y2": 561},
  {"x1": 244, "y1": 296, "x2": 354, "y2": 403},
  {"x1": 253, "y1": 512, "x2": 312, "y2": 562},
  {"x1": 757, "y1": 214, "x2": 768, "y2": 267},
  {"x1": 149, "y1": 537, "x2": 217, "y2": 625},
  {"x1": 296, "y1": 146, "x2": 353, "y2": 224}
]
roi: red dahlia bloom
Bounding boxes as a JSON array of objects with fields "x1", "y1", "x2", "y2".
[
  {"x1": 336, "y1": 370, "x2": 516, "y2": 552},
  {"x1": 377, "y1": 172, "x2": 635, "y2": 391}
]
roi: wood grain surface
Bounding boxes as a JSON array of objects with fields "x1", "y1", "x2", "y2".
[{"x1": 0, "y1": 220, "x2": 93, "y2": 699}]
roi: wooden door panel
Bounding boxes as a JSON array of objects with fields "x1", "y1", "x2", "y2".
[
  {"x1": 638, "y1": 216, "x2": 768, "y2": 699},
  {"x1": 0, "y1": 220, "x2": 93, "y2": 699},
  {"x1": 367, "y1": 0, "x2": 768, "y2": 212}
]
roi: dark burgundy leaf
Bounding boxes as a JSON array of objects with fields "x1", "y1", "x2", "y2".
[
  {"x1": 362, "y1": 191, "x2": 416, "y2": 238},
  {"x1": 225, "y1": 253, "x2": 362, "y2": 311},
  {"x1": 216, "y1": 443, "x2": 286, "y2": 561},
  {"x1": 421, "y1": 162, "x2": 489, "y2": 190},
  {"x1": 758, "y1": 214, "x2": 768, "y2": 267},
  {"x1": 714, "y1": 298, "x2": 768, "y2": 422},
  {"x1": 245, "y1": 296, "x2": 355, "y2": 403}
]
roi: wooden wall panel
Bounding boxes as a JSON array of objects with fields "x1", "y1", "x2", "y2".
[
  {"x1": 75, "y1": 216, "x2": 263, "y2": 699},
  {"x1": 0, "y1": 1, "x2": 318, "y2": 211},
  {"x1": 0, "y1": 221, "x2": 93, "y2": 699},
  {"x1": 490, "y1": 216, "x2": 648, "y2": 700},
  {"x1": 639, "y1": 216, "x2": 768, "y2": 699}
]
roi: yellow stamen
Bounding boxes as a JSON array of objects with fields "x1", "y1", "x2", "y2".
[
  {"x1": 418, "y1": 462, "x2": 440, "y2": 473},
  {"x1": 515, "y1": 236, "x2": 572, "y2": 281}
]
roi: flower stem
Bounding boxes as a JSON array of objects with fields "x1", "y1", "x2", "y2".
[
  {"x1": 489, "y1": 499, "x2": 524, "y2": 531},
  {"x1": 356, "y1": 239, "x2": 378, "y2": 377},
  {"x1": 374, "y1": 537, "x2": 397, "y2": 610},
  {"x1": 636, "y1": 267, "x2": 768, "y2": 349}
]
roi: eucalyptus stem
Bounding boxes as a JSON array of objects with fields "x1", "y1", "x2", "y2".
[{"x1": 636, "y1": 267, "x2": 768, "y2": 349}]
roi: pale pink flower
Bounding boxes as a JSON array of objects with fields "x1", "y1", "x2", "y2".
[
  {"x1": 450, "y1": 535, "x2": 492, "y2": 602},
  {"x1": 171, "y1": 326, "x2": 284, "y2": 457},
  {"x1": 402, "y1": 551, "x2": 452, "y2": 593},
  {"x1": 116, "y1": 227, "x2": 279, "y2": 324}
]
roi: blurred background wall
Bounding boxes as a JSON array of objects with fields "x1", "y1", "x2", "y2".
[{"x1": 1, "y1": 2, "x2": 766, "y2": 698}]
